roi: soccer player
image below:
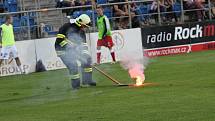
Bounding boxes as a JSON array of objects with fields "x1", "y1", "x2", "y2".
[
  {"x1": 55, "y1": 14, "x2": 96, "y2": 90},
  {"x1": 96, "y1": 5, "x2": 116, "y2": 64},
  {"x1": 0, "y1": 15, "x2": 24, "y2": 74}
]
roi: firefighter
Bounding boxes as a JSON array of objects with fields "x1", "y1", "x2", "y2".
[{"x1": 55, "y1": 14, "x2": 96, "y2": 89}]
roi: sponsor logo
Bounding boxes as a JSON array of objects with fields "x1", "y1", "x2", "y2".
[
  {"x1": 112, "y1": 32, "x2": 125, "y2": 51},
  {"x1": 147, "y1": 32, "x2": 172, "y2": 44},
  {"x1": 146, "y1": 41, "x2": 215, "y2": 57},
  {"x1": 0, "y1": 65, "x2": 29, "y2": 76},
  {"x1": 145, "y1": 46, "x2": 190, "y2": 57},
  {"x1": 46, "y1": 60, "x2": 65, "y2": 70},
  {"x1": 174, "y1": 25, "x2": 203, "y2": 40},
  {"x1": 146, "y1": 24, "x2": 215, "y2": 44}
]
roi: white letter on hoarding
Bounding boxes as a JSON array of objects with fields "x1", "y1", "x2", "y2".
[
  {"x1": 174, "y1": 27, "x2": 183, "y2": 40},
  {"x1": 196, "y1": 25, "x2": 203, "y2": 37},
  {"x1": 151, "y1": 35, "x2": 156, "y2": 43},
  {"x1": 157, "y1": 32, "x2": 162, "y2": 42},
  {"x1": 147, "y1": 35, "x2": 151, "y2": 43},
  {"x1": 190, "y1": 27, "x2": 197, "y2": 38},
  {"x1": 163, "y1": 32, "x2": 166, "y2": 41},
  {"x1": 166, "y1": 33, "x2": 172, "y2": 41},
  {"x1": 182, "y1": 28, "x2": 190, "y2": 39}
]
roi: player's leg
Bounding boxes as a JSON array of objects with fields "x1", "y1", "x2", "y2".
[
  {"x1": 97, "y1": 40, "x2": 103, "y2": 64},
  {"x1": 80, "y1": 50, "x2": 96, "y2": 86},
  {"x1": 97, "y1": 46, "x2": 102, "y2": 64},
  {"x1": 0, "y1": 47, "x2": 4, "y2": 67},
  {"x1": 0, "y1": 46, "x2": 10, "y2": 67},
  {"x1": 109, "y1": 47, "x2": 116, "y2": 64},
  {"x1": 14, "y1": 57, "x2": 22, "y2": 73},
  {"x1": 11, "y1": 45, "x2": 25, "y2": 74},
  {"x1": 14, "y1": 57, "x2": 24, "y2": 73},
  {"x1": 0, "y1": 59, "x2": 3, "y2": 67},
  {"x1": 105, "y1": 36, "x2": 116, "y2": 63}
]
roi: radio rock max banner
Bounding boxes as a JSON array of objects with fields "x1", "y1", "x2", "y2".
[{"x1": 142, "y1": 21, "x2": 215, "y2": 57}]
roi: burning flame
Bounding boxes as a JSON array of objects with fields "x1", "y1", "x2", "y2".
[
  {"x1": 128, "y1": 64, "x2": 145, "y2": 86},
  {"x1": 135, "y1": 76, "x2": 145, "y2": 86}
]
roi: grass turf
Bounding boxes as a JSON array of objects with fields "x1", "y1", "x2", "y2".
[{"x1": 0, "y1": 50, "x2": 215, "y2": 121}]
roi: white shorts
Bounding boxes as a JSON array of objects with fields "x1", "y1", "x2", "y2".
[{"x1": 0, "y1": 45, "x2": 18, "y2": 59}]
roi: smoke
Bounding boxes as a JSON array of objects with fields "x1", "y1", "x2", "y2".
[
  {"x1": 65, "y1": 32, "x2": 90, "y2": 65},
  {"x1": 120, "y1": 52, "x2": 149, "y2": 81}
]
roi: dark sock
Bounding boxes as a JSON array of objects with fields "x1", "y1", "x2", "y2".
[
  {"x1": 111, "y1": 52, "x2": 116, "y2": 62},
  {"x1": 97, "y1": 52, "x2": 101, "y2": 64}
]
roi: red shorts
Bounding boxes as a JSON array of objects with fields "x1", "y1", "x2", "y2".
[{"x1": 97, "y1": 36, "x2": 114, "y2": 48}]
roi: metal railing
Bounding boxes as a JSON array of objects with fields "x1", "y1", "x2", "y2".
[{"x1": 0, "y1": 0, "x2": 214, "y2": 41}]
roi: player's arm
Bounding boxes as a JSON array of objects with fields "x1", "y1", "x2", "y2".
[
  {"x1": 56, "y1": 23, "x2": 70, "y2": 47},
  {"x1": 102, "y1": 17, "x2": 111, "y2": 38}
]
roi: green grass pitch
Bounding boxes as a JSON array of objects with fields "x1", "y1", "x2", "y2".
[{"x1": 0, "y1": 50, "x2": 215, "y2": 121}]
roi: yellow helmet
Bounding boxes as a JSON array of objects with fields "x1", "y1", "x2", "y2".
[{"x1": 75, "y1": 14, "x2": 91, "y2": 27}]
